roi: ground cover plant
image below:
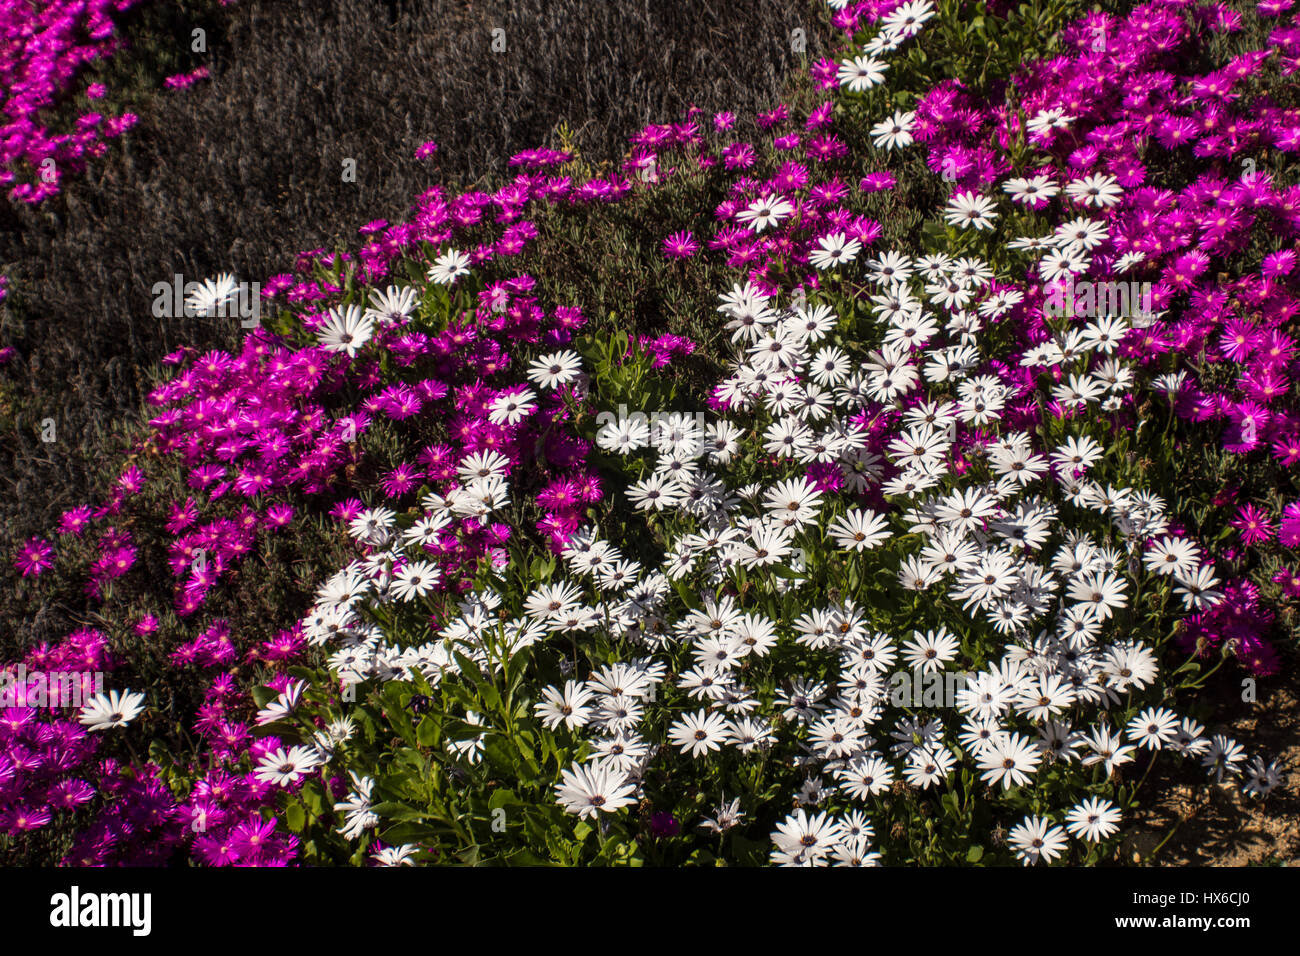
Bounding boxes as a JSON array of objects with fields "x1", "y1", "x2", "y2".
[{"x1": 0, "y1": 0, "x2": 1295, "y2": 867}]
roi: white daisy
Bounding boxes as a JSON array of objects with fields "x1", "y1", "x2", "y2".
[
  {"x1": 427, "y1": 248, "x2": 471, "y2": 284},
  {"x1": 185, "y1": 273, "x2": 239, "y2": 316},
  {"x1": 809, "y1": 231, "x2": 864, "y2": 270},
  {"x1": 837, "y1": 55, "x2": 888, "y2": 93},
  {"x1": 943, "y1": 191, "x2": 999, "y2": 231},
  {"x1": 828, "y1": 508, "x2": 892, "y2": 551},
  {"x1": 1065, "y1": 172, "x2": 1123, "y2": 207},
  {"x1": 487, "y1": 387, "x2": 537, "y2": 426},
  {"x1": 1008, "y1": 815, "x2": 1069, "y2": 865},
  {"x1": 364, "y1": 285, "x2": 418, "y2": 325},
  {"x1": 668, "y1": 708, "x2": 731, "y2": 757},
  {"x1": 737, "y1": 193, "x2": 795, "y2": 232},
  {"x1": 77, "y1": 689, "x2": 146, "y2": 731},
  {"x1": 316, "y1": 304, "x2": 375, "y2": 358},
  {"x1": 554, "y1": 761, "x2": 637, "y2": 819},
  {"x1": 254, "y1": 745, "x2": 324, "y2": 787},
  {"x1": 870, "y1": 110, "x2": 916, "y2": 151},
  {"x1": 527, "y1": 350, "x2": 583, "y2": 389},
  {"x1": 392, "y1": 561, "x2": 441, "y2": 601}
]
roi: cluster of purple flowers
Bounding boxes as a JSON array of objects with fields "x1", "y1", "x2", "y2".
[
  {"x1": 162, "y1": 64, "x2": 209, "y2": 90},
  {"x1": 0, "y1": 630, "x2": 110, "y2": 837},
  {"x1": 0, "y1": 0, "x2": 231, "y2": 203},
  {"x1": 2, "y1": 0, "x2": 144, "y2": 203}
]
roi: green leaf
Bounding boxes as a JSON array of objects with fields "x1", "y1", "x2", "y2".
[
  {"x1": 488, "y1": 789, "x2": 523, "y2": 811},
  {"x1": 300, "y1": 783, "x2": 324, "y2": 816},
  {"x1": 372, "y1": 802, "x2": 442, "y2": 823},
  {"x1": 416, "y1": 715, "x2": 440, "y2": 747},
  {"x1": 458, "y1": 845, "x2": 481, "y2": 866}
]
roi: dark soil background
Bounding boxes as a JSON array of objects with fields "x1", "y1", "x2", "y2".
[{"x1": 1126, "y1": 677, "x2": 1300, "y2": 866}]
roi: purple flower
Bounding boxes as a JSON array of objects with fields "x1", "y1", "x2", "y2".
[
  {"x1": 1279, "y1": 502, "x2": 1300, "y2": 547},
  {"x1": 662, "y1": 230, "x2": 698, "y2": 260},
  {"x1": 1262, "y1": 249, "x2": 1296, "y2": 278},
  {"x1": 648, "y1": 812, "x2": 680, "y2": 838},
  {"x1": 14, "y1": 538, "x2": 53, "y2": 577}
]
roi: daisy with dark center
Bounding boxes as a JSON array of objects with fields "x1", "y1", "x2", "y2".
[
  {"x1": 534, "y1": 681, "x2": 595, "y2": 731},
  {"x1": 737, "y1": 193, "x2": 794, "y2": 232},
  {"x1": 943, "y1": 190, "x2": 999, "y2": 231},
  {"x1": 526, "y1": 350, "x2": 583, "y2": 389},
  {"x1": 78, "y1": 689, "x2": 146, "y2": 731},
  {"x1": 978, "y1": 733, "x2": 1042, "y2": 790},
  {"x1": 901, "y1": 627, "x2": 960, "y2": 674},
  {"x1": 869, "y1": 110, "x2": 916, "y2": 151},
  {"x1": 254, "y1": 745, "x2": 324, "y2": 787},
  {"x1": 1008, "y1": 815, "x2": 1068, "y2": 865},
  {"x1": 837, "y1": 55, "x2": 888, "y2": 93},
  {"x1": 770, "y1": 809, "x2": 844, "y2": 866},
  {"x1": 669, "y1": 708, "x2": 730, "y2": 758},
  {"x1": 427, "y1": 248, "x2": 471, "y2": 284},
  {"x1": 554, "y1": 762, "x2": 637, "y2": 820},
  {"x1": 828, "y1": 508, "x2": 891, "y2": 551},
  {"x1": 316, "y1": 304, "x2": 374, "y2": 358},
  {"x1": 810, "y1": 231, "x2": 863, "y2": 269},
  {"x1": 1126, "y1": 706, "x2": 1179, "y2": 751}
]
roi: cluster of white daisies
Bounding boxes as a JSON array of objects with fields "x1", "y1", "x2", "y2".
[
  {"x1": 278, "y1": 224, "x2": 1281, "y2": 865},
  {"x1": 492, "y1": 253, "x2": 1274, "y2": 863}
]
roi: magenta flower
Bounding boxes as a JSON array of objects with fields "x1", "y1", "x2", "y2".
[
  {"x1": 859, "y1": 171, "x2": 897, "y2": 192},
  {"x1": 14, "y1": 537, "x2": 54, "y2": 577},
  {"x1": 1279, "y1": 503, "x2": 1300, "y2": 548},
  {"x1": 164, "y1": 67, "x2": 210, "y2": 90},
  {"x1": 1272, "y1": 567, "x2": 1300, "y2": 597},
  {"x1": 662, "y1": 230, "x2": 698, "y2": 260},
  {"x1": 57, "y1": 505, "x2": 93, "y2": 536},
  {"x1": 381, "y1": 463, "x2": 420, "y2": 498},
  {"x1": 165, "y1": 498, "x2": 199, "y2": 534},
  {"x1": 1230, "y1": 504, "x2": 1275, "y2": 545},
  {"x1": 1262, "y1": 249, "x2": 1296, "y2": 278},
  {"x1": 265, "y1": 503, "x2": 294, "y2": 528},
  {"x1": 805, "y1": 100, "x2": 833, "y2": 130},
  {"x1": 117, "y1": 465, "x2": 145, "y2": 495},
  {"x1": 330, "y1": 498, "x2": 365, "y2": 523}
]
